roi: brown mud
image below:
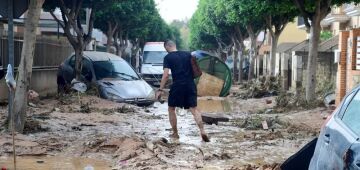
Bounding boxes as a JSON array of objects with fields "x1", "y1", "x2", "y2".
[{"x1": 0, "y1": 88, "x2": 329, "y2": 170}]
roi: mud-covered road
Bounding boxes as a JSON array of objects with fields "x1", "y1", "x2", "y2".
[{"x1": 0, "y1": 90, "x2": 329, "y2": 170}]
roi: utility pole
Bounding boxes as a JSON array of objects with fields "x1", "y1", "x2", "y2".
[{"x1": 7, "y1": 0, "x2": 14, "y2": 125}]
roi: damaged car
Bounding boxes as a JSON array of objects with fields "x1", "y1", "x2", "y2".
[
  {"x1": 57, "y1": 51, "x2": 156, "y2": 106},
  {"x1": 282, "y1": 85, "x2": 360, "y2": 170},
  {"x1": 308, "y1": 85, "x2": 360, "y2": 170}
]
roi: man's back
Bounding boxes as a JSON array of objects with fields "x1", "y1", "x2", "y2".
[{"x1": 163, "y1": 51, "x2": 193, "y2": 85}]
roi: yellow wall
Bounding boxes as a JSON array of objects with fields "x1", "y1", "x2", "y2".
[{"x1": 278, "y1": 21, "x2": 308, "y2": 44}]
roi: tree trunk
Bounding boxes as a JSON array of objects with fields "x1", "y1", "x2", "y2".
[
  {"x1": 113, "y1": 30, "x2": 120, "y2": 56},
  {"x1": 233, "y1": 43, "x2": 239, "y2": 82},
  {"x1": 248, "y1": 35, "x2": 257, "y2": 80},
  {"x1": 50, "y1": 3, "x2": 95, "y2": 81},
  {"x1": 306, "y1": 18, "x2": 321, "y2": 101},
  {"x1": 74, "y1": 46, "x2": 83, "y2": 80},
  {"x1": 106, "y1": 26, "x2": 113, "y2": 53},
  {"x1": 270, "y1": 34, "x2": 279, "y2": 76},
  {"x1": 106, "y1": 22, "x2": 117, "y2": 53},
  {"x1": 12, "y1": 0, "x2": 44, "y2": 132},
  {"x1": 238, "y1": 42, "x2": 245, "y2": 84},
  {"x1": 131, "y1": 39, "x2": 140, "y2": 68}
]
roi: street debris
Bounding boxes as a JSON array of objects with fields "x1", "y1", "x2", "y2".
[
  {"x1": 80, "y1": 102, "x2": 91, "y2": 113},
  {"x1": 28, "y1": 90, "x2": 39, "y2": 102},
  {"x1": 0, "y1": 85, "x2": 327, "y2": 169},
  {"x1": 262, "y1": 121, "x2": 269, "y2": 130},
  {"x1": 234, "y1": 76, "x2": 280, "y2": 99},
  {"x1": 323, "y1": 92, "x2": 335, "y2": 107},
  {"x1": 201, "y1": 113, "x2": 229, "y2": 125}
]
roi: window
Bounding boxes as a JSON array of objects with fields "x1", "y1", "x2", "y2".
[
  {"x1": 93, "y1": 60, "x2": 139, "y2": 80},
  {"x1": 357, "y1": 37, "x2": 360, "y2": 70},
  {"x1": 81, "y1": 59, "x2": 93, "y2": 82},
  {"x1": 69, "y1": 55, "x2": 75, "y2": 68},
  {"x1": 143, "y1": 51, "x2": 168, "y2": 64},
  {"x1": 342, "y1": 91, "x2": 360, "y2": 136},
  {"x1": 338, "y1": 92, "x2": 355, "y2": 118}
]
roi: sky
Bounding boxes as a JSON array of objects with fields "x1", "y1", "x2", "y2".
[{"x1": 154, "y1": 0, "x2": 199, "y2": 23}]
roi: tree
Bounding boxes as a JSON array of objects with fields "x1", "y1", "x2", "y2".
[
  {"x1": 170, "y1": 20, "x2": 190, "y2": 50},
  {"x1": 212, "y1": 0, "x2": 248, "y2": 83},
  {"x1": 168, "y1": 25, "x2": 184, "y2": 50},
  {"x1": 94, "y1": 1, "x2": 121, "y2": 52},
  {"x1": 189, "y1": 1, "x2": 232, "y2": 54},
  {"x1": 290, "y1": 0, "x2": 360, "y2": 101},
  {"x1": 219, "y1": 0, "x2": 266, "y2": 80},
  {"x1": 261, "y1": 0, "x2": 297, "y2": 76},
  {"x1": 44, "y1": 0, "x2": 116, "y2": 80},
  {"x1": 12, "y1": 0, "x2": 45, "y2": 132}
]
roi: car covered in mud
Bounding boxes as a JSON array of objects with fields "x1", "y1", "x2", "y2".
[
  {"x1": 57, "y1": 51, "x2": 156, "y2": 106},
  {"x1": 308, "y1": 85, "x2": 360, "y2": 170}
]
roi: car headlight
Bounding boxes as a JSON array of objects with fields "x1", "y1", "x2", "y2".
[{"x1": 107, "y1": 92, "x2": 124, "y2": 101}]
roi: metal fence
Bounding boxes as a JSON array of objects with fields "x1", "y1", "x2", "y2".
[{"x1": 0, "y1": 36, "x2": 73, "y2": 69}]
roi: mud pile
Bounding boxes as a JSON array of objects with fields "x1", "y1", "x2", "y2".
[{"x1": 234, "y1": 76, "x2": 280, "y2": 99}]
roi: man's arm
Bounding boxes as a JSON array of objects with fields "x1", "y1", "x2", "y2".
[{"x1": 159, "y1": 68, "x2": 170, "y2": 90}]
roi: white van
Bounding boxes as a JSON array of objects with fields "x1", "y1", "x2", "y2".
[{"x1": 140, "y1": 42, "x2": 170, "y2": 87}]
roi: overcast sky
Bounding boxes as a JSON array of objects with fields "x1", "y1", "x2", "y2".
[{"x1": 154, "y1": 0, "x2": 199, "y2": 23}]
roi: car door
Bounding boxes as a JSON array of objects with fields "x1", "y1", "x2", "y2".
[
  {"x1": 81, "y1": 58, "x2": 94, "y2": 83},
  {"x1": 340, "y1": 90, "x2": 360, "y2": 169},
  {"x1": 62, "y1": 55, "x2": 76, "y2": 83},
  {"x1": 310, "y1": 90, "x2": 358, "y2": 170}
]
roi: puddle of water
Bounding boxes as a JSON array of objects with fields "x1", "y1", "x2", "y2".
[
  {"x1": 197, "y1": 99, "x2": 232, "y2": 113},
  {"x1": 0, "y1": 156, "x2": 112, "y2": 170}
]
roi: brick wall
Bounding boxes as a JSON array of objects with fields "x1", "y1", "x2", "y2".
[
  {"x1": 336, "y1": 31, "x2": 349, "y2": 106},
  {"x1": 336, "y1": 29, "x2": 360, "y2": 106}
]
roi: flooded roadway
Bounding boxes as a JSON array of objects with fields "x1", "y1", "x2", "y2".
[
  {"x1": 0, "y1": 95, "x2": 325, "y2": 169},
  {"x1": 0, "y1": 156, "x2": 111, "y2": 170}
]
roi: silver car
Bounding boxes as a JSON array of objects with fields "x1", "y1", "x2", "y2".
[
  {"x1": 57, "y1": 51, "x2": 155, "y2": 106},
  {"x1": 309, "y1": 85, "x2": 360, "y2": 169}
]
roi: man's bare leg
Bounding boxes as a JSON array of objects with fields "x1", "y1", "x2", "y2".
[
  {"x1": 189, "y1": 107, "x2": 210, "y2": 142},
  {"x1": 168, "y1": 107, "x2": 179, "y2": 138}
]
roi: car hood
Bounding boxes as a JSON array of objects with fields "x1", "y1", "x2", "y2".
[
  {"x1": 97, "y1": 79, "x2": 153, "y2": 99},
  {"x1": 141, "y1": 64, "x2": 164, "y2": 75}
]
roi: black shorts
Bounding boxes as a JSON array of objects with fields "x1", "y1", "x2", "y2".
[{"x1": 168, "y1": 83, "x2": 197, "y2": 109}]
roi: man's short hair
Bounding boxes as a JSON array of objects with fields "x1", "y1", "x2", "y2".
[{"x1": 164, "y1": 40, "x2": 176, "y2": 48}]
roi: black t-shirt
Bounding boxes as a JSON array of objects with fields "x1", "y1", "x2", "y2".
[{"x1": 163, "y1": 51, "x2": 193, "y2": 85}]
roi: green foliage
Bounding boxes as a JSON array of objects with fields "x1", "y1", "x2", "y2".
[
  {"x1": 45, "y1": 0, "x2": 183, "y2": 50},
  {"x1": 320, "y1": 30, "x2": 333, "y2": 41},
  {"x1": 189, "y1": 8, "x2": 219, "y2": 51},
  {"x1": 189, "y1": 0, "x2": 233, "y2": 51},
  {"x1": 170, "y1": 20, "x2": 189, "y2": 50}
]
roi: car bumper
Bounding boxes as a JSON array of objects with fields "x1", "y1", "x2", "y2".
[{"x1": 108, "y1": 98, "x2": 155, "y2": 106}]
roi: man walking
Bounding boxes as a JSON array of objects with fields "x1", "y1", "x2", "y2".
[{"x1": 156, "y1": 40, "x2": 210, "y2": 142}]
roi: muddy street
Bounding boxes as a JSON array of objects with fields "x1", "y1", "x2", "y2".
[{"x1": 0, "y1": 90, "x2": 328, "y2": 170}]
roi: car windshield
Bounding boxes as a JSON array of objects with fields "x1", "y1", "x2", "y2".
[
  {"x1": 143, "y1": 51, "x2": 168, "y2": 64},
  {"x1": 93, "y1": 60, "x2": 140, "y2": 80}
]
